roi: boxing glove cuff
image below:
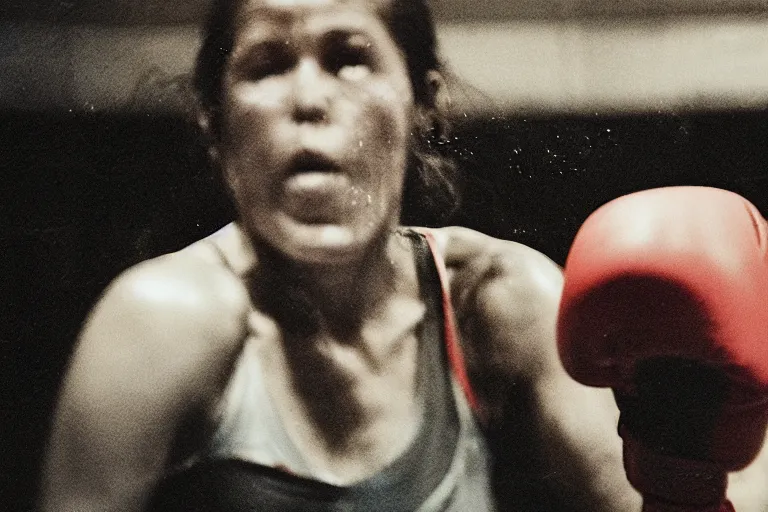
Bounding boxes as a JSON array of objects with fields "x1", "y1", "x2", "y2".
[
  {"x1": 620, "y1": 424, "x2": 728, "y2": 507},
  {"x1": 643, "y1": 497, "x2": 735, "y2": 512}
]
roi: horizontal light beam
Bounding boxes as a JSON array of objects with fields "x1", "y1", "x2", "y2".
[{"x1": 3, "y1": 16, "x2": 768, "y2": 116}]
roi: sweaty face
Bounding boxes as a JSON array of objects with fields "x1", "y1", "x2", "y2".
[{"x1": 220, "y1": 0, "x2": 414, "y2": 264}]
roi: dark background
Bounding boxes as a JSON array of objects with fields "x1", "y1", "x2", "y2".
[{"x1": 3, "y1": 107, "x2": 768, "y2": 510}]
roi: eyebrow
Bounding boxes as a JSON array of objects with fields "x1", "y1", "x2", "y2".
[
  {"x1": 234, "y1": 12, "x2": 374, "y2": 48},
  {"x1": 235, "y1": 5, "x2": 295, "y2": 26},
  {"x1": 230, "y1": 9, "x2": 292, "y2": 59},
  {"x1": 235, "y1": 2, "x2": 377, "y2": 32}
]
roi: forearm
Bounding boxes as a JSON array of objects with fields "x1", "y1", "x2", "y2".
[{"x1": 533, "y1": 375, "x2": 641, "y2": 512}]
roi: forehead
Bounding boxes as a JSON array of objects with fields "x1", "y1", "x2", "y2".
[
  {"x1": 234, "y1": 0, "x2": 391, "y2": 30},
  {"x1": 246, "y1": 0, "x2": 384, "y2": 6}
]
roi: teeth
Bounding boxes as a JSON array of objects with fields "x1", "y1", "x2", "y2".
[
  {"x1": 319, "y1": 226, "x2": 353, "y2": 245},
  {"x1": 291, "y1": 172, "x2": 327, "y2": 188},
  {"x1": 285, "y1": 172, "x2": 348, "y2": 193}
]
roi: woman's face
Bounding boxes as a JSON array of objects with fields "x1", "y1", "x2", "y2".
[{"x1": 220, "y1": 0, "x2": 414, "y2": 265}]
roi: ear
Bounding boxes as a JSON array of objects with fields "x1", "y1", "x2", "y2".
[
  {"x1": 197, "y1": 108, "x2": 221, "y2": 164},
  {"x1": 197, "y1": 109, "x2": 240, "y2": 194},
  {"x1": 426, "y1": 69, "x2": 451, "y2": 112},
  {"x1": 419, "y1": 70, "x2": 451, "y2": 140}
]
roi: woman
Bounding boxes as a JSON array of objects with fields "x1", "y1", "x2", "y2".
[{"x1": 40, "y1": 0, "x2": 642, "y2": 510}]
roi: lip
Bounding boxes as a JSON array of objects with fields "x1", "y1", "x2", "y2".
[{"x1": 287, "y1": 149, "x2": 340, "y2": 175}]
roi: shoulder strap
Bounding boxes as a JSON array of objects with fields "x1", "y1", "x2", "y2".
[
  {"x1": 201, "y1": 223, "x2": 258, "y2": 278},
  {"x1": 206, "y1": 239, "x2": 232, "y2": 268},
  {"x1": 420, "y1": 230, "x2": 483, "y2": 419}
]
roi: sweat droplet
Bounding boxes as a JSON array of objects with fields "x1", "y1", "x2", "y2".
[
  {"x1": 366, "y1": 194, "x2": 372, "y2": 205},
  {"x1": 358, "y1": 140, "x2": 363, "y2": 147}
]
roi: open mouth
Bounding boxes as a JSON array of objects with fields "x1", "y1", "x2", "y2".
[
  {"x1": 281, "y1": 150, "x2": 352, "y2": 224},
  {"x1": 288, "y1": 149, "x2": 339, "y2": 174}
]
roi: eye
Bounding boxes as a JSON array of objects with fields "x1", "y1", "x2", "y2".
[
  {"x1": 236, "y1": 41, "x2": 294, "y2": 81},
  {"x1": 324, "y1": 35, "x2": 373, "y2": 81}
]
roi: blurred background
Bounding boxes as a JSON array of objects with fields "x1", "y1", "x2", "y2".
[{"x1": 3, "y1": 1, "x2": 768, "y2": 509}]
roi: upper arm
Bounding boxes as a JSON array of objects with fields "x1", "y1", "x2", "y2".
[
  {"x1": 477, "y1": 244, "x2": 637, "y2": 508},
  {"x1": 437, "y1": 226, "x2": 640, "y2": 510},
  {"x1": 477, "y1": 247, "x2": 563, "y2": 378},
  {"x1": 41, "y1": 256, "x2": 249, "y2": 512}
]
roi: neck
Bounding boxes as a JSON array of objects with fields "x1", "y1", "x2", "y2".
[
  {"x1": 301, "y1": 238, "x2": 392, "y2": 330},
  {"x1": 248, "y1": 228, "x2": 425, "y2": 455},
  {"x1": 251, "y1": 229, "x2": 416, "y2": 340}
]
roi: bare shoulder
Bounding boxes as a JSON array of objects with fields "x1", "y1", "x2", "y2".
[
  {"x1": 421, "y1": 226, "x2": 564, "y2": 380},
  {"x1": 42, "y1": 226, "x2": 253, "y2": 511},
  {"x1": 424, "y1": 226, "x2": 562, "y2": 329},
  {"x1": 67, "y1": 225, "x2": 253, "y2": 411},
  {"x1": 100, "y1": 231, "x2": 250, "y2": 354},
  {"x1": 424, "y1": 225, "x2": 562, "y2": 287}
]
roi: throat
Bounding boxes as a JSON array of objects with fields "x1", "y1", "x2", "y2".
[
  {"x1": 271, "y1": 311, "x2": 426, "y2": 483},
  {"x1": 249, "y1": 230, "x2": 429, "y2": 481},
  {"x1": 251, "y1": 230, "x2": 418, "y2": 339}
]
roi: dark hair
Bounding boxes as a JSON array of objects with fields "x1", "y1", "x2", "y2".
[{"x1": 193, "y1": 0, "x2": 459, "y2": 225}]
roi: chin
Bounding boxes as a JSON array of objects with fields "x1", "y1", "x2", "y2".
[{"x1": 251, "y1": 215, "x2": 386, "y2": 266}]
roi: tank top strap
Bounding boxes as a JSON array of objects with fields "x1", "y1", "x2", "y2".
[
  {"x1": 204, "y1": 238, "x2": 235, "y2": 271},
  {"x1": 418, "y1": 230, "x2": 484, "y2": 421},
  {"x1": 201, "y1": 223, "x2": 257, "y2": 278}
]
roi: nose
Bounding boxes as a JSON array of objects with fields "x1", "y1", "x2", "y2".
[{"x1": 291, "y1": 58, "x2": 332, "y2": 124}]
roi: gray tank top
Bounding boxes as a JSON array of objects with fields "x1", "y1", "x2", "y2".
[{"x1": 149, "y1": 230, "x2": 497, "y2": 511}]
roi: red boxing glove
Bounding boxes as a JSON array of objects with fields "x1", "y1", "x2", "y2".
[{"x1": 557, "y1": 187, "x2": 768, "y2": 510}]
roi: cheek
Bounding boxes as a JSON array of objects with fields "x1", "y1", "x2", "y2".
[
  {"x1": 356, "y1": 81, "x2": 412, "y2": 166},
  {"x1": 369, "y1": 79, "x2": 412, "y2": 132},
  {"x1": 221, "y1": 89, "x2": 286, "y2": 188},
  {"x1": 224, "y1": 103, "x2": 271, "y2": 158},
  {"x1": 356, "y1": 110, "x2": 411, "y2": 218},
  {"x1": 222, "y1": 81, "x2": 290, "y2": 149}
]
